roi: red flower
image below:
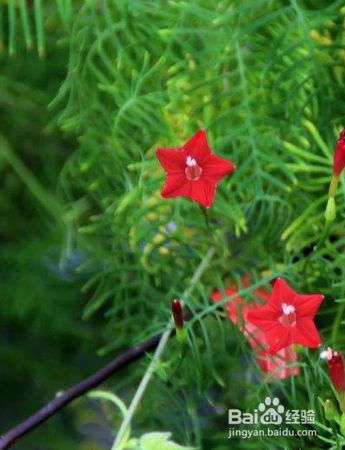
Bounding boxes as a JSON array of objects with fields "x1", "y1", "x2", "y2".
[
  {"x1": 156, "y1": 129, "x2": 235, "y2": 208},
  {"x1": 322, "y1": 347, "x2": 345, "y2": 393},
  {"x1": 247, "y1": 278, "x2": 324, "y2": 354},
  {"x1": 211, "y1": 277, "x2": 299, "y2": 379},
  {"x1": 333, "y1": 129, "x2": 345, "y2": 176}
]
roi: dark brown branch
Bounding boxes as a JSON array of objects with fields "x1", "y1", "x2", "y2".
[{"x1": 0, "y1": 333, "x2": 163, "y2": 450}]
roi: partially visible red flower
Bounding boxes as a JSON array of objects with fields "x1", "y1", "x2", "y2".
[
  {"x1": 325, "y1": 129, "x2": 345, "y2": 222},
  {"x1": 247, "y1": 278, "x2": 324, "y2": 354},
  {"x1": 333, "y1": 129, "x2": 345, "y2": 176},
  {"x1": 211, "y1": 277, "x2": 299, "y2": 379},
  {"x1": 322, "y1": 347, "x2": 345, "y2": 393},
  {"x1": 156, "y1": 129, "x2": 235, "y2": 208}
]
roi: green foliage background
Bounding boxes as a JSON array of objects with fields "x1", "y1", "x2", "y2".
[{"x1": 2, "y1": 0, "x2": 345, "y2": 449}]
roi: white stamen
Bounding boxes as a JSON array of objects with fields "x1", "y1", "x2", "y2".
[
  {"x1": 186, "y1": 156, "x2": 197, "y2": 167},
  {"x1": 282, "y1": 303, "x2": 295, "y2": 315},
  {"x1": 320, "y1": 347, "x2": 334, "y2": 360}
]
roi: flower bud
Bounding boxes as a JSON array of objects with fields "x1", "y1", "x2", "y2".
[
  {"x1": 325, "y1": 130, "x2": 345, "y2": 222},
  {"x1": 324, "y1": 399, "x2": 339, "y2": 421},
  {"x1": 333, "y1": 129, "x2": 345, "y2": 176},
  {"x1": 171, "y1": 299, "x2": 186, "y2": 344},
  {"x1": 325, "y1": 196, "x2": 336, "y2": 223},
  {"x1": 327, "y1": 349, "x2": 345, "y2": 393},
  {"x1": 171, "y1": 299, "x2": 184, "y2": 329},
  {"x1": 322, "y1": 347, "x2": 345, "y2": 412}
]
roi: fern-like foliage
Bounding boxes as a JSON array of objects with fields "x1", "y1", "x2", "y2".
[
  {"x1": 3, "y1": 1, "x2": 345, "y2": 449},
  {"x1": 0, "y1": 0, "x2": 73, "y2": 57}
]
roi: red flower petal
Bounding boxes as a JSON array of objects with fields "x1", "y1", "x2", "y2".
[
  {"x1": 257, "y1": 345, "x2": 299, "y2": 379},
  {"x1": 211, "y1": 287, "x2": 238, "y2": 303},
  {"x1": 156, "y1": 147, "x2": 185, "y2": 174},
  {"x1": 294, "y1": 319, "x2": 321, "y2": 348},
  {"x1": 242, "y1": 321, "x2": 267, "y2": 350},
  {"x1": 265, "y1": 326, "x2": 292, "y2": 354},
  {"x1": 202, "y1": 153, "x2": 236, "y2": 182},
  {"x1": 187, "y1": 178, "x2": 216, "y2": 208},
  {"x1": 246, "y1": 304, "x2": 280, "y2": 332},
  {"x1": 183, "y1": 129, "x2": 211, "y2": 163},
  {"x1": 294, "y1": 294, "x2": 324, "y2": 318},
  {"x1": 161, "y1": 174, "x2": 188, "y2": 197},
  {"x1": 270, "y1": 277, "x2": 296, "y2": 311},
  {"x1": 253, "y1": 287, "x2": 271, "y2": 303},
  {"x1": 226, "y1": 300, "x2": 242, "y2": 325}
]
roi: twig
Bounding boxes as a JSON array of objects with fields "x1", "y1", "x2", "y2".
[
  {"x1": 0, "y1": 247, "x2": 216, "y2": 450},
  {"x1": 0, "y1": 334, "x2": 162, "y2": 450},
  {"x1": 112, "y1": 246, "x2": 216, "y2": 449}
]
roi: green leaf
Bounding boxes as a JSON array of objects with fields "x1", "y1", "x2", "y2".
[{"x1": 140, "y1": 432, "x2": 195, "y2": 450}]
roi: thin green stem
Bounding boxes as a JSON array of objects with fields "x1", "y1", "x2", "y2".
[
  {"x1": 112, "y1": 327, "x2": 171, "y2": 450},
  {"x1": 0, "y1": 134, "x2": 63, "y2": 222},
  {"x1": 8, "y1": 0, "x2": 16, "y2": 57},
  {"x1": 330, "y1": 420, "x2": 340, "y2": 450},
  {"x1": 315, "y1": 220, "x2": 332, "y2": 255},
  {"x1": 0, "y1": 3, "x2": 3, "y2": 53},
  {"x1": 19, "y1": 0, "x2": 33, "y2": 50},
  {"x1": 338, "y1": 392, "x2": 345, "y2": 414},
  {"x1": 34, "y1": 0, "x2": 45, "y2": 58},
  {"x1": 303, "y1": 220, "x2": 332, "y2": 272},
  {"x1": 112, "y1": 246, "x2": 216, "y2": 449},
  {"x1": 199, "y1": 205, "x2": 211, "y2": 231},
  {"x1": 333, "y1": 302, "x2": 345, "y2": 345}
]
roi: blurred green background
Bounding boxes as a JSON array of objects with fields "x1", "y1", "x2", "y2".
[{"x1": 3, "y1": 1, "x2": 345, "y2": 449}]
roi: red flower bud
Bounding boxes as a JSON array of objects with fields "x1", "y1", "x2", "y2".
[
  {"x1": 323, "y1": 348, "x2": 345, "y2": 392},
  {"x1": 171, "y1": 299, "x2": 184, "y2": 329},
  {"x1": 333, "y1": 129, "x2": 345, "y2": 176}
]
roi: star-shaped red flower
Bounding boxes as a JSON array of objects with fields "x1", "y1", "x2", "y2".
[
  {"x1": 246, "y1": 277, "x2": 324, "y2": 354},
  {"x1": 156, "y1": 129, "x2": 235, "y2": 208},
  {"x1": 211, "y1": 276, "x2": 299, "y2": 379}
]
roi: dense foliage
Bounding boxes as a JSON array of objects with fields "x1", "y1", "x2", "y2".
[{"x1": 2, "y1": 1, "x2": 345, "y2": 449}]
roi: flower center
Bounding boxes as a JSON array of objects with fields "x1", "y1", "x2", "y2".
[
  {"x1": 185, "y1": 156, "x2": 202, "y2": 181},
  {"x1": 279, "y1": 303, "x2": 296, "y2": 327}
]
